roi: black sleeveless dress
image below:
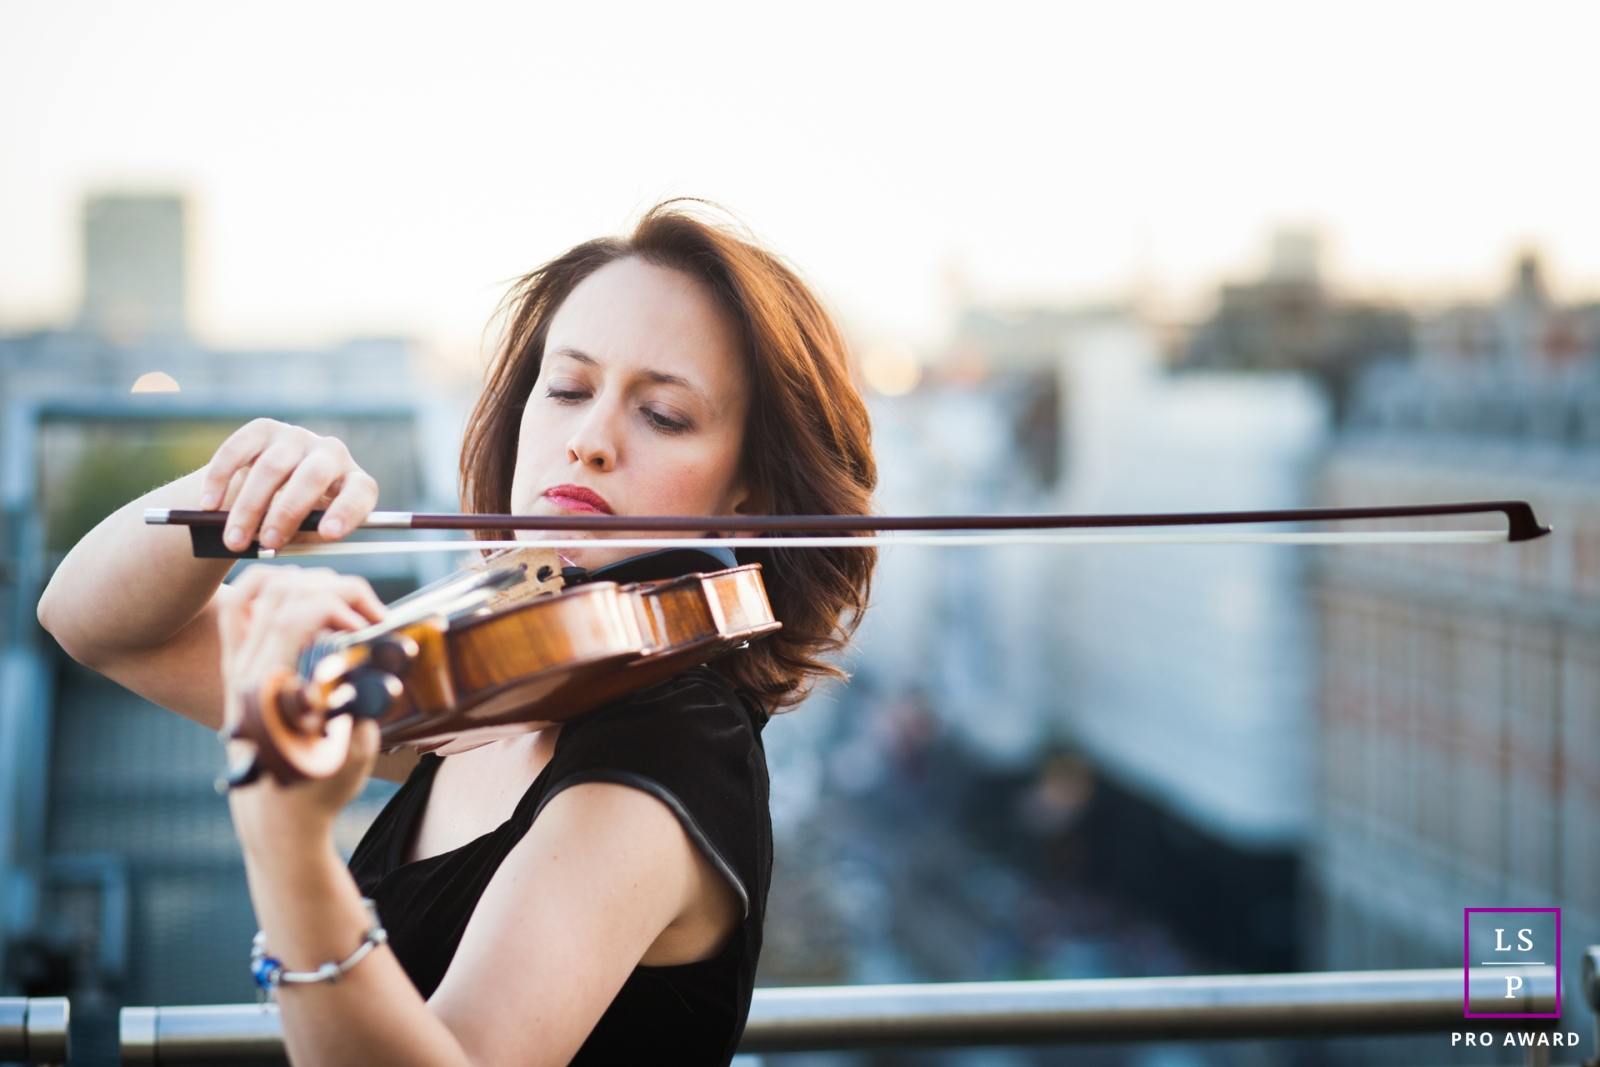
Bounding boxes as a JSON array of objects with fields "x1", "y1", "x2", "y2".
[{"x1": 347, "y1": 662, "x2": 773, "y2": 1066}]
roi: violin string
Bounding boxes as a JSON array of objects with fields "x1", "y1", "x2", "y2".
[
  {"x1": 329, "y1": 568, "x2": 525, "y2": 648},
  {"x1": 260, "y1": 529, "x2": 1510, "y2": 558}
]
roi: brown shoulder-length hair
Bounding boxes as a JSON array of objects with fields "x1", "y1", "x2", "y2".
[{"x1": 460, "y1": 202, "x2": 877, "y2": 709}]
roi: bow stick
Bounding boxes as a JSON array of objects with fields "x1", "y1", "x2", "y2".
[{"x1": 146, "y1": 500, "x2": 1550, "y2": 559}]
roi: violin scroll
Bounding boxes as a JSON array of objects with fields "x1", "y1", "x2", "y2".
[{"x1": 227, "y1": 669, "x2": 354, "y2": 787}]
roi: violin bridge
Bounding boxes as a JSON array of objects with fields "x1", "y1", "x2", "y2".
[{"x1": 483, "y1": 546, "x2": 566, "y2": 607}]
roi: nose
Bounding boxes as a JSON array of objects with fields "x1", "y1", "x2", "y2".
[{"x1": 565, "y1": 401, "x2": 618, "y2": 473}]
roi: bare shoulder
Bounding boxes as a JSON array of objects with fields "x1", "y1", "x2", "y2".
[{"x1": 519, "y1": 780, "x2": 706, "y2": 885}]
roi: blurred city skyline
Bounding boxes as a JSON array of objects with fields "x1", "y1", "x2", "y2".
[
  {"x1": 2, "y1": 0, "x2": 1598, "y2": 365},
  {"x1": 2, "y1": 9, "x2": 1599, "y2": 1054}
]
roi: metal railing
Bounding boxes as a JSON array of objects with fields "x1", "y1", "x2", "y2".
[
  {"x1": 116, "y1": 964, "x2": 1576, "y2": 1064},
  {"x1": 0, "y1": 997, "x2": 69, "y2": 1065}
]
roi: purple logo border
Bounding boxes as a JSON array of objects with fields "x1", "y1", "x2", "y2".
[{"x1": 1463, "y1": 907, "x2": 1561, "y2": 1019}]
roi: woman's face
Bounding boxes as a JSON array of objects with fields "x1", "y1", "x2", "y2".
[{"x1": 508, "y1": 257, "x2": 753, "y2": 570}]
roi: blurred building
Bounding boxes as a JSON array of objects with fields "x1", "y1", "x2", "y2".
[
  {"x1": 1310, "y1": 255, "x2": 1600, "y2": 1035},
  {"x1": 78, "y1": 195, "x2": 188, "y2": 345},
  {"x1": 1415, "y1": 253, "x2": 1600, "y2": 371},
  {"x1": 1180, "y1": 229, "x2": 1413, "y2": 416},
  {"x1": 839, "y1": 302, "x2": 1326, "y2": 973},
  {"x1": 1055, "y1": 319, "x2": 1326, "y2": 973},
  {"x1": 0, "y1": 192, "x2": 455, "y2": 1018}
]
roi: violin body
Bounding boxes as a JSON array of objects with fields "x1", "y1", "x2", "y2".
[{"x1": 232, "y1": 560, "x2": 780, "y2": 785}]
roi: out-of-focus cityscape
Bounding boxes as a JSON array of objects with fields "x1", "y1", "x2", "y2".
[{"x1": 1, "y1": 187, "x2": 1595, "y2": 1066}]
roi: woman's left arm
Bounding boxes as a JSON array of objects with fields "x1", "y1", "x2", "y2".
[{"x1": 223, "y1": 568, "x2": 719, "y2": 1067}]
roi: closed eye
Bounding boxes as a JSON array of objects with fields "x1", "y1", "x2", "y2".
[
  {"x1": 642, "y1": 407, "x2": 689, "y2": 434},
  {"x1": 546, "y1": 388, "x2": 589, "y2": 403}
]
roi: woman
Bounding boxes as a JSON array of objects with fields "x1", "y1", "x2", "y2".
[{"x1": 37, "y1": 204, "x2": 877, "y2": 1066}]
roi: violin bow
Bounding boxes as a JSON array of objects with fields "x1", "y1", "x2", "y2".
[{"x1": 146, "y1": 500, "x2": 1551, "y2": 559}]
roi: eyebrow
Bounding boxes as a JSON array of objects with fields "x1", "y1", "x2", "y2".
[{"x1": 549, "y1": 347, "x2": 715, "y2": 408}]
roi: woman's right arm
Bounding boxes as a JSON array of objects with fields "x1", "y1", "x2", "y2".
[{"x1": 36, "y1": 419, "x2": 380, "y2": 731}]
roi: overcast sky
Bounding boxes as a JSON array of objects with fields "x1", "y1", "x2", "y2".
[{"x1": 1, "y1": 1, "x2": 1596, "y2": 357}]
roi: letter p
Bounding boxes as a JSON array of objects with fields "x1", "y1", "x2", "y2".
[{"x1": 1504, "y1": 976, "x2": 1524, "y2": 999}]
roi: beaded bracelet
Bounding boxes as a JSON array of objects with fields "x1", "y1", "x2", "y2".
[{"x1": 251, "y1": 899, "x2": 387, "y2": 999}]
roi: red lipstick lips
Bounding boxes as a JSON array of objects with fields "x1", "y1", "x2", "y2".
[{"x1": 543, "y1": 484, "x2": 614, "y2": 515}]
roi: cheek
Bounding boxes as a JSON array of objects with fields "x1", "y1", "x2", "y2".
[
  {"x1": 509, "y1": 407, "x2": 565, "y2": 506},
  {"x1": 626, "y1": 435, "x2": 744, "y2": 513}
]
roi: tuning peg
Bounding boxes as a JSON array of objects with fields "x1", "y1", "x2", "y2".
[{"x1": 347, "y1": 669, "x2": 404, "y2": 720}]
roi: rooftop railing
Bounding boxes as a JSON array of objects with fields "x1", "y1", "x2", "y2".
[
  {"x1": 0, "y1": 956, "x2": 1588, "y2": 1065},
  {"x1": 0, "y1": 996, "x2": 68, "y2": 1065},
  {"x1": 113, "y1": 962, "x2": 1583, "y2": 1066}
]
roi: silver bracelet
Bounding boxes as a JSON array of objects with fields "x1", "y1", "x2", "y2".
[{"x1": 251, "y1": 898, "x2": 387, "y2": 997}]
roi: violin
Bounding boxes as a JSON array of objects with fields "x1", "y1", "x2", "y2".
[{"x1": 227, "y1": 545, "x2": 779, "y2": 787}]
